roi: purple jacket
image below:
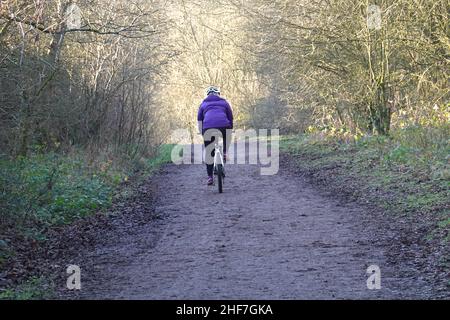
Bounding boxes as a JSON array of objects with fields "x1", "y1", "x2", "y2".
[{"x1": 197, "y1": 95, "x2": 233, "y2": 132}]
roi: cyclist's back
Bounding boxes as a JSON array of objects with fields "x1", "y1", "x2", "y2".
[{"x1": 198, "y1": 92, "x2": 233, "y2": 133}]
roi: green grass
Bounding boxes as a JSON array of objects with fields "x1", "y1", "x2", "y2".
[
  {"x1": 0, "y1": 153, "x2": 117, "y2": 228},
  {"x1": 0, "y1": 239, "x2": 12, "y2": 267},
  {"x1": 0, "y1": 145, "x2": 174, "y2": 268},
  {"x1": 146, "y1": 144, "x2": 175, "y2": 173},
  {"x1": 280, "y1": 124, "x2": 450, "y2": 235},
  {"x1": 0, "y1": 276, "x2": 54, "y2": 300},
  {"x1": 0, "y1": 145, "x2": 174, "y2": 229},
  {"x1": 438, "y1": 216, "x2": 450, "y2": 228},
  {"x1": 0, "y1": 144, "x2": 174, "y2": 299}
]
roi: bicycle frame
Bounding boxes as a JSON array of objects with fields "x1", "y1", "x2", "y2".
[{"x1": 213, "y1": 143, "x2": 224, "y2": 171}]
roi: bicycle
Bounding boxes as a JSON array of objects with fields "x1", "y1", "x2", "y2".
[
  {"x1": 200, "y1": 129, "x2": 230, "y2": 193},
  {"x1": 213, "y1": 142, "x2": 225, "y2": 193}
]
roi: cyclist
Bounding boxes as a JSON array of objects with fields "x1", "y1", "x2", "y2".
[{"x1": 197, "y1": 86, "x2": 233, "y2": 186}]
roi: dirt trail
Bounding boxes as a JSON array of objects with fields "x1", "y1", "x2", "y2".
[{"x1": 64, "y1": 148, "x2": 438, "y2": 299}]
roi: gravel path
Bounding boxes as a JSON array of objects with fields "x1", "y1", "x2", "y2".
[{"x1": 68, "y1": 149, "x2": 438, "y2": 299}]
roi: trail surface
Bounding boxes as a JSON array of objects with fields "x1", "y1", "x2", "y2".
[{"x1": 65, "y1": 149, "x2": 438, "y2": 299}]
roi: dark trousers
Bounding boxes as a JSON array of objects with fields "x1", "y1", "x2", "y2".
[{"x1": 203, "y1": 128, "x2": 230, "y2": 176}]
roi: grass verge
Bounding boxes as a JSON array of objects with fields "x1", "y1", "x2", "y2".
[
  {"x1": 281, "y1": 125, "x2": 449, "y2": 227},
  {"x1": 0, "y1": 144, "x2": 174, "y2": 299},
  {"x1": 280, "y1": 125, "x2": 449, "y2": 282}
]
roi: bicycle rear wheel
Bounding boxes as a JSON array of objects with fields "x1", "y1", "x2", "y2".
[{"x1": 217, "y1": 164, "x2": 224, "y2": 193}]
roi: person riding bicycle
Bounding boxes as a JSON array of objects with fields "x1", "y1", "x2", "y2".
[{"x1": 197, "y1": 86, "x2": 233, "y2": 186}]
